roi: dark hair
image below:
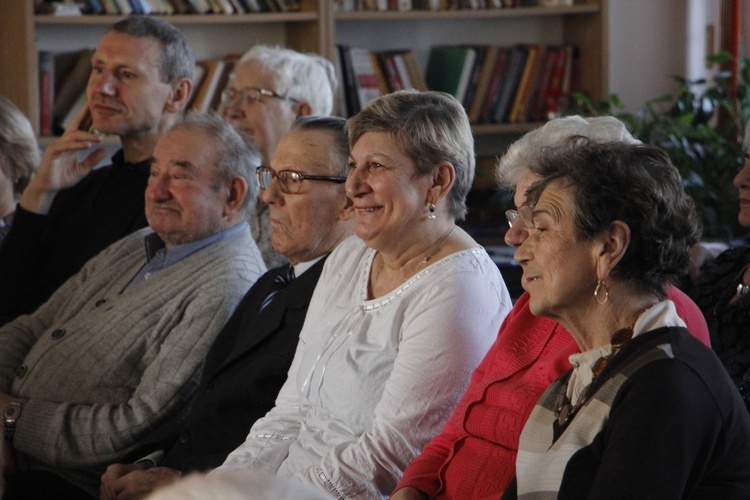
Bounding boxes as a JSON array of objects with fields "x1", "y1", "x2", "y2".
[
  {"x1": 346, "y1": 90, "x2": 475, "y2": 221},
  {"x1": 290, "y1": 116, "x2": 349, "y2": 177},
  {"x1": 108, "y1": 15, "x2": 194, "y2": 83},
  {"x1": 526, "y1": 138, "x2": 702, "y2": 297}
]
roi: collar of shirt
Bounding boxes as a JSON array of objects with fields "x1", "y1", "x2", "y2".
[
  {"x1": 125, "y1": 222, "x2": 248, "y2": 291},
  {"x1": 566, "y1": 300, "x2": 684, "y2": 405},
  {"x1": 292, "y1": 253, "x2": 327, "y2": 278}
]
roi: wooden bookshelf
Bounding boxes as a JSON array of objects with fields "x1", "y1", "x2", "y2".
[
  {"x1": 0, "y1": 0, "x2": 327, "y2": 136},
  {"x1": 333, "y1": 0, "x2": 608, "y2": 134},
  {"x1": 0, "y1": 0, "x2": 606, "y2": 140}
]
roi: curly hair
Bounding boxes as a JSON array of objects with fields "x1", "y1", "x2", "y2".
[{"x1": 526, "y1": 137, "x2": 702, "y2": 298}]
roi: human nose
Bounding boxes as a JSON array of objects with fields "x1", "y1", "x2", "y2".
[
  {"x1": 147, "y1": 174, "x2": 171, "y2": 202},
  {"x1": 222, "y1": 96, "x2": 244, "y2": 120},
  {"x1": 513, "y1": 235, "x2": 532, "y2": 266},
  {"x1": 345, "y1": 165, "x2": 368, "y2": 198},
  {"x1": 504, "y1": 221, "x2": 530, "y2": 247},
  {"x1": 261, "y1": 174, "x2": 283, "y2": 205},
  {"x1": 735, "y1": 160, "x2": 750, "y2": 191},
  {"x1": 91, "y1": 70, "x2": 117, "y2": 96}
]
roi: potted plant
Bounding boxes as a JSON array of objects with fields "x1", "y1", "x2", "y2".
[{"x1": 569, "y1": 53, "x2": 750, "y2": 242}]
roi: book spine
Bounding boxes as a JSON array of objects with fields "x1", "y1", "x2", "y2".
[{"x1": 39, "y1": 51, "x2": 55, "y2": 137}]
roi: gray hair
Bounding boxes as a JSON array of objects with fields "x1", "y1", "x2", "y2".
[
  {"x1": 496, "y1": 115, "x2": 641, "y2": 189},
  {"x1": 346, "y1": 90, "x2": 475, "y2": 221},
  {"x1": 173, "y1": 112, "x2": 260, "y2": 216},
  {"x1": 290, "y1": 116, "x2": 349, "y2": 177},
  {"x1": 0, "y1": 96, "x2": 40, "y2": 198},
  {"x1": 526, "y1": 138, "x2": 701, "y2": 298},
  {"x1": 108, "y1": 15, "x2": 195, "y2": 83},
  {"x1": 237, "y1": 45, "x2": 337, "y2": 116}
]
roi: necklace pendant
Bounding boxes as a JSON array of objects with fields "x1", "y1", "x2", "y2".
[
  {"x1": 737, "y1": 283, "x2": 750, "y2": 300},
  {"x1": 557, "y1": 402, "x2": 572, "y2": 426}
]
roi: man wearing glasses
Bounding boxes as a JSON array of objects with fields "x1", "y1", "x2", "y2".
[
  {"x1": 100, "y1": 116, "x2": 353, "y2": 500},
  {"x1": 222, "y1": 45, "x2": 338, "y2": 269}
]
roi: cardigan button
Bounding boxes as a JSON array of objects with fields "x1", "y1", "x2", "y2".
[
  {"x1": 179, "y1": 431, "x2": 191, "y2": 444},
  {"x1": 15, "y1": 366, "x2": 27, "y2": 378},
  {"x1": 51, "y1": 329, "x2": 66, "y2": 340}
]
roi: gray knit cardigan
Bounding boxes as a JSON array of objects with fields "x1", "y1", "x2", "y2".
[{"x1": 0, "y1": 225, "x2": 266, "y2": 493}]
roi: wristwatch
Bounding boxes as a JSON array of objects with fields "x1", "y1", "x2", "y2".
[{"x1": 3, "y1": 400, "x2": 25, "y2": 443}]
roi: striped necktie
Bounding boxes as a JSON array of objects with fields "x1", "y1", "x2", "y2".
[{"x1": 260, "y1": 264, "x2": 295, "y2": 311}]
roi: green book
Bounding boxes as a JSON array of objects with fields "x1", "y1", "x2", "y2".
[{"x1": 425, "y1": 45, "x2": 477, "y2": 101}]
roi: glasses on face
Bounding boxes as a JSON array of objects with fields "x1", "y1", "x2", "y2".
[
  {"x1": 505, "y1": 205, "x2": 534, "y2": 229},
  {"x1": 221, "y1": 87, "x2": 300, "y2": 107},
  {"x1": 256, "y1": 166, "x2": 347, "y2": 194}
]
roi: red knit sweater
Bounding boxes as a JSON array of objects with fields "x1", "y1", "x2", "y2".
[{"x1": 394, "y1": 287, "x2": 709, "y2": 499}]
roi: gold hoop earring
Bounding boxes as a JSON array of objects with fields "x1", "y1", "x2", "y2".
[{"x1": 594, "y1": 279, "x2": 609, "y2": 305}]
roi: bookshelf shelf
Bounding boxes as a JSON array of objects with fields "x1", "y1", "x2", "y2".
[
  {"x1": 35, "y1": 12, "x2": 320, "y2": 25},
  {"x1": 0, "y1": 0, "x2": 606, "y2": 147},
  {"x1": 333, "y1": 4, "x2": 599, "y2": 21}
]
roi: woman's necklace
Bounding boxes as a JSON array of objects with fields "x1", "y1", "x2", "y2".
[
  {"x1": 555, "y1": 325, "x2": 634, "y2": 428},
  {"x1": 372, "y1": 226, "x2": 456, "y2": 290}
]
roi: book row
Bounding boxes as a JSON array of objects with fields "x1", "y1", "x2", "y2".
[
  {"x1": 37, "y1": 0, "x2": 300, "y2": 16},
  {"x1": 337, "y1": 43, "x2": 575, "y2": 124},
  {"x1": 39, "y1": 42, "x2": 574, "y2": 135},
  {"x1": 333, "y1": 0, "x2": 575, "y2": 13}
]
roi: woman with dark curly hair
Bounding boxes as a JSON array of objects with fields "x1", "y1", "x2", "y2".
[{"x1": 503, "y1": 138, "x2": 750, "y2": 499}]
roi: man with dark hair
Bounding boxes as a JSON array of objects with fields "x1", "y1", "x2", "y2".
[
  {"x1": 0, "y1": 16, "x2": 194, "y2": 323},
  {"x1": 100, "y1": 116, "x2": 353, "y2": 500}
]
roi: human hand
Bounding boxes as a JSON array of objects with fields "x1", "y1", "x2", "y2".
[
  {"x1": 21, "y1": 104, "x2": 108, "y2": 215},
  {"x1": 100, "y1": 463, "x2": 181, "y2": 500},
  {"x1": 390, "y1": 486, "x2": 428, "y2": 500}
]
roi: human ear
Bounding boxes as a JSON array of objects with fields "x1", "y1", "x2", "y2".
[
  {"x1": 165, "y1": 78, "x2": 194, "y2": 113},
  {"x1": 595, "y1": 220, "x2": 630, "y2": 280},
  {"x1": 223, "y1": 176, "x2": 249, "y2": 218},
  {"x1": 294, "y1": 101, "x2": 313, "y2": 118},
  {"x1": 427, "y1": 162, "x2": 455, "y2": 205}
]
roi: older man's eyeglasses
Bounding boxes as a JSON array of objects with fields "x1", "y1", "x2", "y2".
[
  {"x1": 221, "y1": 87, "x2": 300, "y2": 107},
  {"x1": 256, "y1": 166, "x2": 347, "y2": 195},
  {"x1": 505, "y1": 205, "x2": 534, "y2": 229}
]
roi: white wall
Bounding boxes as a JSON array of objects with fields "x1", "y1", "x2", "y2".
[
  {"x1": 610, "y1": 0, "x2": 749, "y2": 113},
  {"x1": 608, "y1": 0, "x2": 687, "y2": 112}
]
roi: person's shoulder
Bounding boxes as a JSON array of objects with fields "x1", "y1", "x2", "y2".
[
  {"x1": 631, "y1": 328, "x2": 738, "y2": 404},
  {"x1": 327, "y1": 235, "x2": 369, "y2": 264},
  {"x1": 715, "y1": 244, "x2": 750, "y2": 265}
]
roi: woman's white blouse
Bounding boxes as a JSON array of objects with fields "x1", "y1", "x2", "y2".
[{"x1": 217, "y1": 236, "x2": 511, "y2": 498}]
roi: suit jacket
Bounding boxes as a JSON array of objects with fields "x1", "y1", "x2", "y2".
[{"x1": 160, "y1": 257, "x2": 327, "y2": 473}]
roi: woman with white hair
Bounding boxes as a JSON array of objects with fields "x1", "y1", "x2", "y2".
[{"x1": 392, "y1": 116, "x2": 710, "y2": 500}]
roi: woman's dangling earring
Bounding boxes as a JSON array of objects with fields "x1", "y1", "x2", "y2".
[
  {"x1": 594, "y1": 279, "x2": 609, "y2": 305},
  {"x1": 427, "y1": 203, "x2": 436, "y2": 220}
]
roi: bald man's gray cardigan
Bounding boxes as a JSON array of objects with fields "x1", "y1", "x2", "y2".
[{"x1": 0, "y1": 225, "x2": 265, "y2": 494}]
